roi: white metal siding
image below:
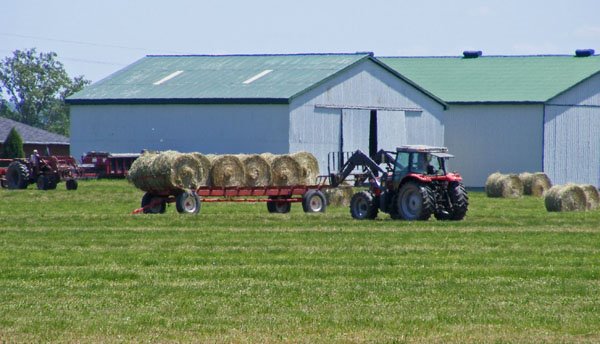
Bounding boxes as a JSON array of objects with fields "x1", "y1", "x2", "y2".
[
  {"x1": 289, "y1": 59, "x2": 445, "y2": 174},
  {"x1": 342, "y1": 109, "x2": 369, "y2": 152},
  {"x1": 289, "y1": 107, "x2": 340, "y2": 175},
  {"x1": 544, "y1": 74, "x2": 600, "y2": 187},
  {"x1": 377, "y1": 110, "x2": 406, "y2": 150},
  {"x1": 444, "y1": 104, "x2": 544, "y2": 187},
  {"x1": 70, "y1": 104, "x2": 289, "y2": 161}
]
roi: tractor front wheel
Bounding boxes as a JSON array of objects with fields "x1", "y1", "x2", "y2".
[
  {"x1": 435, "y1": 182, "x2": 468, "y2": 221},
  {"x1": 395, "y1": 181, "x2": 435, "y2": 221},
  {"x1": 6, "y1": 161, "x2": 29, "y2": 189},
  {"x1": 66, "y1": 179, "x2": 78, "y2": 191},
  {"x1": 350, "y1": 191, "x2": 378, "y2": 220},
  {"x1": 37, "y1": 175, "x2": 51, "y2": 190}
]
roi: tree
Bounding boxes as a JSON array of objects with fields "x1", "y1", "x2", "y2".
[
  {"x1": 2, "y1": 127, "x2": 25, "y2": 159},
  {"x1": 0, "y1": 48, "x2": 90, "y2": 136}
]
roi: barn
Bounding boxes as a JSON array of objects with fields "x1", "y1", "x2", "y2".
[
  {"x1": 0, "y1": 117, "x2": 70, "y2": 156},
  {"x1": 381, "y1": 51, "x2": 600, "y2": 187},
  {"x1": 67, "y1": 53, "x2": 446, "y2": 173}
]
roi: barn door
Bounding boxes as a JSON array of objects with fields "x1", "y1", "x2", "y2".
[
  {"x1": 377, "y1": 110, "x2": 406, "y2": 151},
  {"x1": 342, "y1": 109, "x2": 370, "y2": 153}
]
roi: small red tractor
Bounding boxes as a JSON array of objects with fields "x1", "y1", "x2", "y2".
[
  {"x1": 330, "y1": 145, "x2": 468, "y2": 221},
  {"x1": 2, "y1": 156, "x2": 81, "y2": 190}
]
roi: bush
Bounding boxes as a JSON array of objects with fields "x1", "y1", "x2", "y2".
[{"x1": 2, "y1": 127, "x2": 24, "y2": 158}]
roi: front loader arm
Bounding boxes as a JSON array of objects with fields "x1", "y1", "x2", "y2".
[{"x1": 330, "y1": 150, "x2": 386, "y2": 187}]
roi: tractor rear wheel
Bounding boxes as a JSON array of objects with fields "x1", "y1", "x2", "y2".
[
  {"x1": 435, "y1": 182, "x2": 468, "y2": 221},
  {"x1": 302, "y1": 190, "x2": 327, "y2": 213},
  {"x1": 350, "y1": 191, "x2": 378, "y2": 220},
  {"x1": 175, "y1": 191, "x2": 200, "y2": 214},
  {"x1": 141, "y1": 192, "x2": 166, "y2": 214},
  {"x1": 395, "y1": 181, "x2": 435, "y2": 221},
  {"x1": 6, "y1": 161, "x2": 29, "y2": 189}
]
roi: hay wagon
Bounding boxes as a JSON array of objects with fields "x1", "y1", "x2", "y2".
[{"x1": 132, "y1": 183, "x2": 328, "y2": 215}]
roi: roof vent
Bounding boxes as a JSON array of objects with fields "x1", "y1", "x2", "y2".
[
  {"x1": 575, "y1": 49, "x2": 595, "y2": 57},
  {"x1": 463, "y1": 50, "x2": 482, "y2": 58}
]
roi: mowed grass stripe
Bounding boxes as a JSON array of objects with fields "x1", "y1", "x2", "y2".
[{"x1": 0, "y1": 179, "x2": 600, "y2": 342}]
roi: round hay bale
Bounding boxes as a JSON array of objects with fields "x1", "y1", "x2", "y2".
[
  {"x1": 291, "y1": 151, "x2": 320, "y2": 185},
  {"x1": 323, "y1": 185, "x2": 354, "y2": 206},
  {"x1": 544, "y1": 184, "x2": 587, "y2": 212},
  {"x1": 128, "y1": 151, "x2": 159, "y2": 191},
  {"x1": 128, "y1": 151, "x2": 202, "y2": 192},
  {"x1": 519, "y1": 172, "x2": 552, "y2": 196},
  {"x1": 236, "y1": 154, "x2": 272, "y2": 187},
  {"x1": 209, "y1": 155, "x2": 245, "y2": 187},
  {"x1": 191, "y1": 152, "x2": 212, "y2": 186},
  {"x1": 485, "y1": 172, "x2": 523, "y2": 198},
  {"x1": 580, "y1": 184, "x2": 600, "y2": 210},
  {"x1": 261, "y1": 153, "x2": 302, "y2": 186}
]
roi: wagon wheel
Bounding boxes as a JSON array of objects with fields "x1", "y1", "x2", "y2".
[
  {"x1": 266, "y1": 196, "x2": 291, "y2": 213},
  {"x1": 302, "y1": 189, "x2": 327, "y2": 213},
  {"x1": 175, "y1": 191, "x2": 201, "y2": 214},
  {"x1": 141, "y1": 192, "x2": 167, "y2": 214}
]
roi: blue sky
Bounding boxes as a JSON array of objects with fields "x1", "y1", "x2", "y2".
[{"x1": 2, "y1": 0, "x2": 599, "y2": 82}]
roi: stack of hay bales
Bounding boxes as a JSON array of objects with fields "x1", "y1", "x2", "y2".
[
  {"x1": 323, "y1": 185, "x2": 354, "y2": 206},
  {"x1": 545, "y1": 183, "x2": 600, "y2": 212},
  {"x1": 129, "y1": 150, "x2": 321, "y2": 191},
  {"x1": 128, "y1": 150, "x2": 204, "y2": 193},
  {"x1": 518, "y1": 172, "x2": 552, "y2": 196},
  {"x1": 485, "y1": 172, "x2": 524, "y2": 198}
]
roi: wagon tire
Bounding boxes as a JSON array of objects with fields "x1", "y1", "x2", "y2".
[
  {"x1": 6, "y1": 161, "x2": 29, "y2": 189},
  {"x1": 141, "y1": 192, "x2": 166, "y2": 214},
  {"x1": 175, "y1": 191, "x2": 200, "y2": 214},
  {"x1": 267, "y1": 196, "x2": 291, "y2": 213},
  {"x1": 302, "y1": 189, "x2": 327, "y2": 213}
]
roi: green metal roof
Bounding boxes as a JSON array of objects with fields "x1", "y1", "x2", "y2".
[
  {"x1": 68, "y1": 53, "x2": 374, "y2": 104},
  {"x1": 379, "y1": 55, "x2": 600, "y2": 103}
]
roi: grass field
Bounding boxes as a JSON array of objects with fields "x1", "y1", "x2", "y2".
[{"x1": 1, "y1": 179, "x2": 599, "y2": 343}]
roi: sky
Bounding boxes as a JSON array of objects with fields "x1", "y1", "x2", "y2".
[{"x1": 2, "y1": 0, "x2": 600, "y2": 83}]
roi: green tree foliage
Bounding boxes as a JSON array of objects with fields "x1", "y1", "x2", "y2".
[
  {"x1": 0, "y1": 48, "x2": 90, "y2": 136},
  {"x1": 2, "y1": 127, "x2": 25, "y2": 159}
]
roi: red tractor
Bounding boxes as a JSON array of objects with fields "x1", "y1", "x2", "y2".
[
  {"x1": 330, "y1": 145, "x2": 468, "y2": 221},
  {"x1": 4, "y1": 156, "x2": 80, "y2": 190}
]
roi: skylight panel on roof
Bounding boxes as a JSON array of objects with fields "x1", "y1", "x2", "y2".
[
  {"x1": 153, "y1": 70, "x2": 184, "y2": 85},
  {"x1": 243, "y1": 70, "x2": 273, "y2": 84}
]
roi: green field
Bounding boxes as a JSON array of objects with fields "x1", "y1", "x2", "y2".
[{"x1": 1, "y1": 180, "x2": 599, "y2": 343}]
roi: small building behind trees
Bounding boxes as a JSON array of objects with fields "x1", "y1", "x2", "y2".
[{"x1": 0, "y1": 117, "x2": 70, "y2": 156}]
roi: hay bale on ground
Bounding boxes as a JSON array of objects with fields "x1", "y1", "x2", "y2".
[
  {"x1": 236, "y1": 154, "x2": 272, "y2": 187},
  {"x1": 323, "y1": 185, "x2": 354, "y2": 206},
  {"x1": 544, "y1": 184, "x2": 587, "y2": 212},
  {"x1": 485, "y1": 172, "x2": 523, "y2": 198},
  {"x1": 209, "y1": 155, "x2": 245, "y2": 187},
  {"x1": 261, "y1": 153, "x2": 302, "y2": 186},
  {"x1": 580, "y1": 184, "x2": 600, "y2": 210},
  {"x1": 291, "y1": 151, "x2": 320, "y2": 185},
  {"x1": 128, "y1": 150, "x2": 202, "y2": 192},
  {"x1": 191, "y1": 152, "x2": 212, "y2": 186},
  {"x1": 519, "y1": 172, "x2": 552, "y2": 196}
]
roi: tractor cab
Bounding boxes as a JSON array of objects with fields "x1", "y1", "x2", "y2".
[{"x1": 392, "y1": 145, "x2": 453, "y2": 180}]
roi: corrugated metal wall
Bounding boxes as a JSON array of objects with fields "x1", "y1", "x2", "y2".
[
  {"x1": 70, "y1": 104, "x2": 289, "y2": 161},
  {"x1": 544, "y1": 73, "x2": 600, "y2": 187},
  {"x1": 444, "y1": 104, "x2": 544, "y2": 187},
  {"x1": 289, "y1": 59, "x2": 445, "y2": 174}
]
